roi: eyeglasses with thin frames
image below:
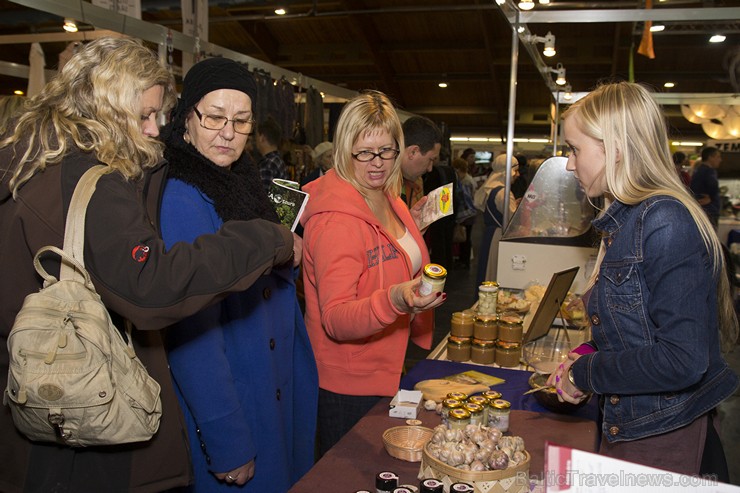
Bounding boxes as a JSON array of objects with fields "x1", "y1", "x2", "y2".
[
  {"x1": 193, "y1": 107, "x2": 254, "y2": 135},
  {"x1": 351, "y1": 148, "x2": 400, "y2": 162}
]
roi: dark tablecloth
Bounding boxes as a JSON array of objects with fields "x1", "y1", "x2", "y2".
[
  {"x1": 288, "y1": 398, "x2": 599, "y2": 492},
  {"x1": 400, "y1": 359, "x2": 600, "y2": 422}
]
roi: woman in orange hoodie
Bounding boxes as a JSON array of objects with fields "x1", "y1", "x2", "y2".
[{"x1": 301, "y1": 91, "x2": 446, "y2": 456}]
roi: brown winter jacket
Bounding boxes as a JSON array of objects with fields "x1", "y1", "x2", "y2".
[{"x1": 0, "y1": 148, "x2": 294, "y2": 493}]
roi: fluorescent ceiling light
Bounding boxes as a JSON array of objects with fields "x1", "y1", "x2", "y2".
[
  {"x1": 274, "y1": 8, "x2": 286, "y2": 16},
  {"x1": 650, "y1": 24, "x2": 665, "y2": 32},
  {"x1": 519, "y1": 0, "x2": 535, "y2": 10},
  {"x1": 709, "y1": 34, "x2": 726, "y2": 43},
  {"x1": 663, "y1": 82, "x2": 675, "y2": 88}
]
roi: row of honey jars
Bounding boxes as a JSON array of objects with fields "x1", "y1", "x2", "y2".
[
  {"x1": 447, "y1": 336, "x2": 521, "y2": 367},
  {"x1": 450, "y1": 311, "x2": 524, "y2": 343}
]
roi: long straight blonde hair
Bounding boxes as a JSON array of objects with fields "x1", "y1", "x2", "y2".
[
  {"x1": 1, "y1": 37, "x2": 176, "y2": 197},
  {"x1": 563, "y1": 81, "x2": 737, "y2": 352}
]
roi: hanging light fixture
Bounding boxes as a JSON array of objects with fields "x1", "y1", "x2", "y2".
[
  {"x1": 563, "y1": 85, "x2": 573, "y2": 101},
  {"x1": 554, "y1": 63, "x2": 566, "y2": 85},
  {"x1": 274, "y1": 8, "x2": 286, "y2": 15},
  {"x1": 525, "y1": 32, "x2": 556, "y2": 57},
  {"x1": 518, "y1": 0, "x2": 535, "y2": 10},
  {"x1": 649, "y1": 24, "x2": 665, "y2": 32},
  {"x1": 63, "y1": 18, "x2": 78, "y2": 33},
  {"x1": 709, "y1": 34, "x2": 726, "y2": 43}
]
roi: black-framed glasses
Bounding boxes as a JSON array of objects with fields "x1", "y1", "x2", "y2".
[
  {"x1": 352, "y1": 148, "x2": 400, "y2": 162},
  {"x1": 193, "y1": 107, "x2": 254, "y2": 135}
]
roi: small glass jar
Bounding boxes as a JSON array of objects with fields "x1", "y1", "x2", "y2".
[
  {"x1": 463, "y1": 402, "x2": 484, "y2": 425},
  {"x1": 441, "y1": 398, "x2": 463, "y2": 426},
  {"x1": 477, "y1": 281, "x2": 499, "y2": 317},
  {"x1": 450, "y1": 311, "x2": 475, "y2": 337},
  {"x1": 447, "y1": 408, "x2": 471, "y2": 430},
  {"x1": 497, "y1": 312, "x2": 524, "y2": 343},
  {"x1": 446, "y1": 392, "x2": 468, "y2": 402},
  {"x1": 473, "y1": 316, "x2": 497, "y2": 340},
  {"x1": 466, "y1": 395, "x2": 488, "y2": 425},
  {"x1": 419, "y1": 479, "x2": 444, "y2": 493},
  {"x1": 419, "y1": 263, "x2": 447, "y2": 296},
  {"x1": 482, "y1": 390, "x2": 502, "y2": 402},
  {"x1": 446, "y1": 336, "x2": 471, "y2": 362},
  {"x1": 495, "y1": 340, "x2": 522, "y2": 368},
  {"x1": 470, "y1": 338, "x2": 496, "y2": 365},
  {"x1": 488, "y1": 399, "x2": 511, "y2": 432}
]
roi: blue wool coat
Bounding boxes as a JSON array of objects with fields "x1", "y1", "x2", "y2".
[{"x1": 160, "y1": 179, "x2": 318, "y2": 492}]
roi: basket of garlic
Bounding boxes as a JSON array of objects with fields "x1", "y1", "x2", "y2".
[{"x1": 417, "y1": 424, "x2": 530, "y2": 493}]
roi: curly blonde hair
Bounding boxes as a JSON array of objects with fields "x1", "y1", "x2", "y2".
[
  {"x1": 564, "y1": 81, "x2": 738, "y2": 351},
  {"x1": 1, "y1": 37, "x2": 176, "y2": 196}
]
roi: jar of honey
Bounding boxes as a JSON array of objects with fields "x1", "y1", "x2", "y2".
[
  {"x1": 495, "y1": 340, "x2": 522, "y2": 368},
  {"x1": 450, "y1": 311, "x2": 475, "y2": 338},
  {"x1": 470, "y1": 338, "x2": 496, "y2": 365},
  {"x1": 488, "y1": 399, "x2": 511, "y2": 432},
  {"x1": 463, "y1": 402, "x2": 484, "y2": 425},
  {"x1": 473, "y1": 316, "x2": 497, "y2": 340},
  {"x1": 441, "y1": 398, "x2": 463, "y2": 426},
  {"x1": 497, "y1": 312, "x2": 524, "y2": 343},
  {"x1": 446, "y1": 336, "x2": 471, "y2": 362},
  {"x1": 448, "y1": 408, "x2": 471, "y2": 430}
]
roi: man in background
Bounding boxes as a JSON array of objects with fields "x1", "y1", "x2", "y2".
[
  {"x1": 690, "y1": 146, "x2": 722, "y2": 229},
  {"x1": 400, "y1": 116, "x2": 442, "y2": 209},
  {"x1": 256, "y1": 116, "x2": 288, "y2": 191}
]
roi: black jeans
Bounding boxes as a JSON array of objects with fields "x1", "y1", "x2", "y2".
[{"x1": 317, "y1": 389, "x2": 380, "y2": 457}]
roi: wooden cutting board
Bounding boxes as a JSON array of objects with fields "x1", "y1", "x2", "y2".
[{"x1": 413, "y1": 379, "x2": 490, "y2": 402}]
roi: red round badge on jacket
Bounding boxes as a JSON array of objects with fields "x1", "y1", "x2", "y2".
[{"x1": 131, "y1": 244, "x2": 150, "y2": 263}]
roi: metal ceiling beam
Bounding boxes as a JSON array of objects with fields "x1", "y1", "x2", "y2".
[
  {"x1": 0, "y1": 59, "x2": 55, "y2": 79},
  {"x1": 0, "y1": 30, "x2": 123, "y2": 45},
  {"x1": 516, "y1": 7, "x2": 740, "y2": 24}
]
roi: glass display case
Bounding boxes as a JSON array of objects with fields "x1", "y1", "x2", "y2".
[{"x1": 496, "y1": 156, "x2": 599, "y2": 294}]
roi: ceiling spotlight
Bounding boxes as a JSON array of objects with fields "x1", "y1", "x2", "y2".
[
  {"x1": 63, "y1": 18, "x2": 78, "y2": 33},
  {"x1": 538, "y1": 0, "x2": 550, "y2": 4},
  {"x1": 517, "y1": 26, "x2": 526, "y2": 33},
  {"x1": 664, "y1": 82, "x2": 675, "y2": 88},
  {"x1": 274, "y1": 8, "x2": 286, "y2": 15},
  {"x1": 496, "y1": 0, "x2": 506, "y2": 4},
  {"x1": 438, "y1": 82, "x2": 448, "y2": 88},
  {"x1": 14, "y1": 90, "x2": 24, "y2": 96},
  {"x1": 555, "y1": 63, "x2": 566, "y2": 85},
  {"x1": 650, "y1": 24, "x2": 665, "y2": 32},
  {"x1": 709, "y1": 34, "x2": 726, "y2": 43},
  {"x1": 563, "y1": 85, "x2": 573, "y2": 101},
  {"x1": 525, "y1": 31, "x2": 556, "y2": 57},
  {"x1": 518, "y1": 0, "x2": 535, "y2": 10}
]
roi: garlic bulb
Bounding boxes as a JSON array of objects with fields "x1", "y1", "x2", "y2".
[{"x1": 425, "y1": 423, "x2": 525, "y2": 473}]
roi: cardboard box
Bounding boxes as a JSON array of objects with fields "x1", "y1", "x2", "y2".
[{"x1": 389, "y1": 390, "x2": 423, "y2": 419}]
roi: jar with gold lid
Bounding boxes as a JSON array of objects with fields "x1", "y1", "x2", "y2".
[
  {"x1": 420, "y1": 263, "x2": 447, "y2": 296},
  {"x1": 476, "y1": 281, "x2": 499, "y2": 317},
  {"x1": 450, "y1": 311, "x2": 475, "y2": 338},
  {"x1": 488, "y1": 399, "x2": 511, "y2": 432},
  {"x1": 482, "y1": 390, "x2": 502, "y2": 402},
  {"x1": 446, "y1": 392, "x2": 468, "y2": 402},
  {"x1": 463, "y1": 402, "x2": 484, "y2": 425},
  {"x1": 446, "y1": 336, "x2": 471, "y2": 362},
  {"x1": 473, "y1": 316, "x2": 497, "y2": 340},
  {"x1": 441, "y1": 398, "x2": 463, "y2": 426},
  {"x1": 497, "y1": 311, "x2": 524, "y2": 343},
  {"x1": 470, "y1": 338, "x2": 496, "y2": 365},
  {"x1": 467, "y1": 395, "x2": 489, "y2": 425},
  {"x1": 495, "y1": 340, "x2": 522, "y2": 368},
  {"x1": 448, "y1": 408, "x2": 471, "y2": 430}
]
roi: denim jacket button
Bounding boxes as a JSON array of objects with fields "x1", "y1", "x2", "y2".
[
  {"x1": 609, "y1": 426, "x2": 620, "y2": 436},
  {"x1": 590, "y1": 314, "x2": 601, "y2": 325},
  {"x1": 610, "y1": 395, "x2": 620, "y2": 405}
]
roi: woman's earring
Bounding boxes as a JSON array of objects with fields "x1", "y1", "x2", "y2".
[{"x1": 183, "y1": 130, "x2": 191, "y2": 143}]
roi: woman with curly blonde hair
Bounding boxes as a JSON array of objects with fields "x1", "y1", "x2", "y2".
[
  {"x1": 0, "y1": 37, "x2": 296, "y2": 492},
  {"x1": 549, "y1": 81, "x2": 738, "y2": 480}
]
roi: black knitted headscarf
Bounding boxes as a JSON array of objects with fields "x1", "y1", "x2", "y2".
[{"x1": 161, "y1": 57, "x2": 278, "y2": 224}]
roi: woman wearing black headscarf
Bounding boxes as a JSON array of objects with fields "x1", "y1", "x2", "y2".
[{"x1": 159, "y1": 57, "x2": 318, "y2": 492}]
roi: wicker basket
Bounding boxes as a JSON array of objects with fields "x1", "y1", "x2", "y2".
[
  {"x1": 418, "y1": 442, "x2": 531, "y2": 493},
  {"x1": 382, "y1": 425, "x2": 434, "y2": 462}
]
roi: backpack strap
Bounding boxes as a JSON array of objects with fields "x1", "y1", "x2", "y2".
[{"x1": 59, "y1": 165, "x2": 111, "y2": 281}]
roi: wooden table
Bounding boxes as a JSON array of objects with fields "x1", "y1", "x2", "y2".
[{"x1": 288, "y1": 398, "x2": 599, "y2": 492}]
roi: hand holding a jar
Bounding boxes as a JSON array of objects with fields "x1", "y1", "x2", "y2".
[{"x1": 389, "y1": 277, "x2": 447, "y2": 314}]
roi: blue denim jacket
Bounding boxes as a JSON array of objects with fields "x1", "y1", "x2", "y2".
[{"x1": 571, "y1": 196, "x2": 738, "y2": 442}]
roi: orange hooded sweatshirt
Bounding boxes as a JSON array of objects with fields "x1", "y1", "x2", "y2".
[{"x1": 301, "y1": 170, "x2": 434, "y2": 396}]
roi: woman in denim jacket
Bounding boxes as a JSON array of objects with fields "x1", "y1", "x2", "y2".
[{"x1": 549, "y1": 82, "x2": 738, "y2": 479}]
